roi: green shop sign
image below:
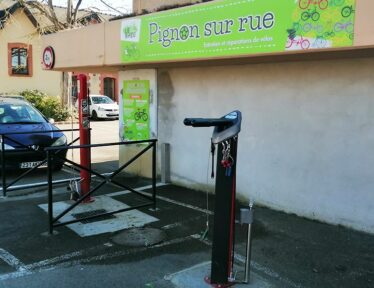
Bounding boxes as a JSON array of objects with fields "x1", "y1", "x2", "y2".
[
  {"x1": 120, "y1": 0, "x2": 356, "y2": 64},
  {"x1": 123, "y1": 80, "x2": 150, "y2": 141}
]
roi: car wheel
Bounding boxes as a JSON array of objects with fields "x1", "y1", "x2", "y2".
[{"x1": 92, "y1": 110, "x2": 98, "y2": 120}]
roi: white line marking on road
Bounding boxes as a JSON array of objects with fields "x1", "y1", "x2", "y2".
[
  {"x1": 25, "y1": 250, "x2": 83, "y2": 270},
  {"x1": 94, "y1": 182, "x2": 212, "y2": 216},
  {"x1": 141, "y1": 191, "x2": 214, "y2": 215},
  {"x1": 39, "y1": 196, "x2": 159, "y2": 237},
  {"x1": 0, "y1": 234, "x2": 201, "y2": 281},
  {"x1": 0, "y1": 183, "x2": 213, "y2": 282},
  {"x1": 0, "y1": 248, "x2": 29, "y2": 273},
  {"x1": 106, "y1": 183, "x2": 168, "y2": 197}
]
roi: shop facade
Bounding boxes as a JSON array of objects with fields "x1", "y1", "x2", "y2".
[{"x1": 41, "y1": 0, "x2": 374, "y2": 233}]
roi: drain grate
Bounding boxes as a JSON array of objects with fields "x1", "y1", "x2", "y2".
[{"x1": 72, "y1": 209, "x2": 116, "y2": 224}]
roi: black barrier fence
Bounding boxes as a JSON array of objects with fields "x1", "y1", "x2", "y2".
[
  {"x1": 46, "y1": 139, "x2": 157, "y2": 234},
  {"x1": 0, "y1": 129, "x2": 81, "y2": 197}
]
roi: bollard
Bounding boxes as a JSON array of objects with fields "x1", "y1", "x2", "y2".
[{"x1": 240, "y1": 202, "x2": 254, "y2": 284}]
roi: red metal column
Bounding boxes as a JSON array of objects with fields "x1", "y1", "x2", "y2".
[{"x1": 77, "y1": 74, "x2": 92, "y2": 202}]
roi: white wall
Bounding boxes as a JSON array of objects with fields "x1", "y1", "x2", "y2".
[
  {"x1": 132, "y1": 0, "x2": 202, "y2": 13},
  {"x1": 157, "y1": 57, "x2": 374, "y2": 234}
]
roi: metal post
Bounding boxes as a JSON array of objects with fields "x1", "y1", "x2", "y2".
[
  {"x1": 152, "y1": 142, "x2": 157, "y2": 210},
  {"x1": 78, "y1": 74, "x2": 92, "y2": 202},
  {"x1": 47, "y1": 150, "x2": 53, "y2": 234},
  {"x1": 161, "y1": 143, "x2": 170, "y2": 183},
  {"x1": 1, "y1": 135, "x2": 6, "y2": 197},
  {"x1": 243, "y1": 203, "x2": 254, "y2": 284},
  {"x1": 210, "y1": 137, "x2": 238, "y2": 285}
]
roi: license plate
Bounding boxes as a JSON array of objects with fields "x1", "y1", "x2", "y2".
[{"x1": 20, "y1": 161, "x2": 45, "y2": 169}]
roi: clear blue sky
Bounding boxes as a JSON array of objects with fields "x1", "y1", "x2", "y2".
[{"x1": 50, "y1": 0, "x2": 133, "y2": 15}]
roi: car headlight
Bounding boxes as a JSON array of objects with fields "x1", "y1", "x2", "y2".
[
  {"x1": 98, "y1": 107, "x2": 105, "y2": 111},
  {"x1": 52, "y1": 135, "x2": 67, "y2": 147}
]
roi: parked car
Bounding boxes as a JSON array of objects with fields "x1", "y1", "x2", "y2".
[
  {"x1": 0, "y1": 97, "x2": 67, "y2": 170},
  {"x1": 0, "y1": 95, "x2": 25, "y2": 101},
  {"x1": 75, "y1": 95, "x2": 119, "y2": 120}
]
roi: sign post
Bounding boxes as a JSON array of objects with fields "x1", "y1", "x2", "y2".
[{"x1": 78, "y1": 74, "x2": 92, "y2": 202}]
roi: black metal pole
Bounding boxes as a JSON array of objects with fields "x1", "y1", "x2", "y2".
[
  {"x1": 210, "y1": 137, "x2": 238, "y2": 285},
  {"x1": 1, "y1": 135, "x2": 6, "y2": 197},
  {"x1": 47, "y1": 150, "x2": 53, "y2": 234},
  {"x1": 152, "y1": 142, "x2": 157, "y2": 210}
]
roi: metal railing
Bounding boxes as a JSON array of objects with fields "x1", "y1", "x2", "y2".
[
  {"x1": 0, "y1": 129, "x2": 80, "y2": 197},
  {"x1": 46, "y1": 139, "x2": 157, "y2": 234}
]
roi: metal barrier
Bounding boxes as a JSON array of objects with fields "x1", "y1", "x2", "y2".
[
  {"x1": 0, "y1": 129, "x2": 80, "y2": 197},
  {"x1": 46, "y1": 139, "x2": 157, "y2": 234}
]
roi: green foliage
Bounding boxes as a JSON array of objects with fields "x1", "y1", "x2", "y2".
[{"x1": 19, "y1": 90, "x2": 70, "y2": 122}]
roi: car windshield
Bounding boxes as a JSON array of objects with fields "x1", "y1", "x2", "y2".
[
  {"x1": 91, "y1": 96, "x2": 114, "y2": 105},
  {"x1": 0, "y1": 103, "x2": 46, "y2": 124}
]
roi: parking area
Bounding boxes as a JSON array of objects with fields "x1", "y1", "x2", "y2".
[
  {"x1": 0, "y1": 181, "x2": 373, "y2": 288},
  {"x1": 57, "y1": 119, "x2": 120, "y2": 165},
  {"x1": 2, "y1": 120, "x2": 120, "y2": 197},
  {"x1": 0, "y1": 120, "x2": 373, "y2": 288}
]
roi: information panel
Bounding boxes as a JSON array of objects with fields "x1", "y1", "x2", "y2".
[
  {"x1": 120, "y1": 0, "x2": 356, "y2": 64},
  {"x1": 123, "y1": 80, "x2": 150, "y2": 141}
]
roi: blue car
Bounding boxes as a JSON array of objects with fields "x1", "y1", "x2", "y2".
[{"x1": 0, "y1": 97, "x2": 67, "y2": 170}]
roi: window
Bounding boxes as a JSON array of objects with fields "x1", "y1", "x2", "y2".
[
  {"x1": 103, "y1": 77, "x2": 115, "y2": 100},
  {"x1": 91, "y1": 96, "x2": 114, "y2": 104},
  {"x1": 0, "y1": 103, "x2": 45, "y2": 124},
  {"x1": 8, "y1": 43, "x2": 33, "y2": 77}
]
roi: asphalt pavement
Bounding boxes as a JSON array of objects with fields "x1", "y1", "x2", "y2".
[
  {"x1": 0, "y1": 120, "x2": 373, "y2": 288},
  {"x1": 1, "y1": 179, "x2": 373, "y2": 288}
]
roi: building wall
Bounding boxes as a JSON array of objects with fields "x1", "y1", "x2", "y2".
[
  {"x1": 157, "y1": 57, "x2": 374, "y2": 234},
  {"x1": 89, "y1": 73, "x2": 101, "y2": 95},
  {"x1": 132, "y1": 0, "x2": 202, "y2": 13},
  {"x1": 0, "y1": 10, "x2": 62, "y2": 96}
]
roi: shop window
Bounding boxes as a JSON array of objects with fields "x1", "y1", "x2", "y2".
[
  {"x1": 8, "y1": 43, "x2": 33, "y2": 77},
  {"x1": 103, "y1": 77, "x2": 115, "y2": 100}
]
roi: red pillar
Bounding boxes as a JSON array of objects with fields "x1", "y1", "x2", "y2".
[{"x1": 77, "y1": 74, "x2": 92, "y2": 201}]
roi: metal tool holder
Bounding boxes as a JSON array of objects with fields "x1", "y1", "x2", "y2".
[{"x1": 185, "y1": 111, "x2": 250, "y2": 287}]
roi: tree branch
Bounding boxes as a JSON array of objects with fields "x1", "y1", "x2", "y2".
[
  {"x1": 19, "y1": 0, "x2": 65, "y2": 31},
  {"x1": 99, "y1": 0, "x2": 126, "y2": 15},
  {"x1": 72, "y1": 0, "x2": 83, "y2": 24},
  {"x1": 47, "y1": 0, "x2": 63, "y2": 28},
  {"x1": 67, "y1": 0, "x2": 72, "y2": 25}
]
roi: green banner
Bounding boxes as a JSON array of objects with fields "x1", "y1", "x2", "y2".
[
  {"x1": 123, "y1": 80, "x2": 150, "y2": 141},
  {"x1": 120, "y1": 0, "x2": 356, "y2": 64}
]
